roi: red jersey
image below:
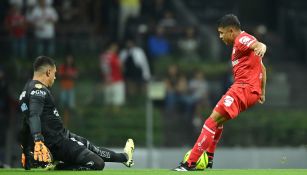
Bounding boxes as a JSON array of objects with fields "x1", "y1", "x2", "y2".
[
  {"x1": 58, "y1": 64, "x2": 78, "y2": 90},
  {"x1": 5, "y1": 13, "x2": 26, "y2": 38},
  {"x1": 100, "y1": 52, "x2": 123, "y2": 83},
  {"x1": 231, "y1": 31, "x2": 263, "y2": 94}
]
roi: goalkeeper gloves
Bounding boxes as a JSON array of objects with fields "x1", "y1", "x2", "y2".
[
  {"x1": 21, "y1": 145, "x2": 32, "y2": 170},
  {"x1": 21, "y1": 152, "x2": 26, "y2": 168},
  {"x1": 21, "y1": 148, "x2": 52, "y2": 170},
  {"x1": 34, "y1": 141, "x2": 52, "y2": 163}
]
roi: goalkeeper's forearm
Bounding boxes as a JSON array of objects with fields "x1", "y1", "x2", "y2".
[{"x1": 28, "y1": 115, "x2": 45, "y2": 142}]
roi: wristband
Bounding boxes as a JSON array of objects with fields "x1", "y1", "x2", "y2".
[{"x1": 33, "y1": 133, "x2": 44, "y2": 142}]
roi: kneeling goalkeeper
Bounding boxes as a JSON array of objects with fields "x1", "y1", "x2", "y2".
[{"x1": 19, "y1": 56, "x2": 134, "y2": 170}]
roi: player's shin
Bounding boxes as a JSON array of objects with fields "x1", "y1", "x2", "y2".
[
  {"x1": 207, "y1": 125, "x2": 223, "y2": 154},
  {"x1": 187, "y1": 118, "x2": 218, "y2": 166},
  {"x1": 94, "y1": 146, "x2": 127, "y2": 163},
  {"x1": 206, "y1": 125, "x2": 223, "y2": 168},
  {"x1": 69, "y1": 133, "x2": 127, "y2": 163}
]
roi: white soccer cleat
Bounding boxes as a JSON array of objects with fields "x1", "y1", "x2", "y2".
[
  {"x1": 123, "y1": 138, "x2": 134, "y2": 167},
  {"x1": 43, "y1": 163, "x2": 56, "y2": 171}
]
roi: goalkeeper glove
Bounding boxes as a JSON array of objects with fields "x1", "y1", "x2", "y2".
[
  {"x1": 33, "y1": 133, "x2": 52, "y2": 163},
  {"x1": 34, "y1": 141, "x2": 52, "y2": 163},
  {"x1": 21, "y1": 152, "x2": 26, "y2": 168},
  {"x1": 21, "y1": 145, "x2": 32, "y2": 170}
]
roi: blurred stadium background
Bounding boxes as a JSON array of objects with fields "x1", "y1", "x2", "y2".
[{"x1": 0, "y1": 0, "x2": 306, "y2": 169}]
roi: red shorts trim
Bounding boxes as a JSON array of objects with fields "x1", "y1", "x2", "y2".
[{"x1": 214, "y1": 85, "x2": 260, "y2": 119}]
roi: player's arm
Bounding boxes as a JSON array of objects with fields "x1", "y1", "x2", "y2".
[
  {"x1": 29, "y1": 89, "x2": 45, "y2": 141},
  {"x1": 29, "y1": 89, "x2": 52, "y2": 163},
  {"x1": 258, "y1": 62, "x2": 267, "y2": 104},
  {"x1": 20, "y1": 126, "x2": 32, "y2": 170},
  {"x1": 250, "y1": 41, "x2": 266, "y2": 57}
]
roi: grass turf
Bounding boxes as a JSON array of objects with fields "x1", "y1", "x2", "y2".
[{"x1": 1, "y1": 169, "x2": 307, "y2": 175}]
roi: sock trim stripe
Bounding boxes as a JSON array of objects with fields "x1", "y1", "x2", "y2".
[{"x1": 203, "y1": 124, "x2": 216, "y2": 134}]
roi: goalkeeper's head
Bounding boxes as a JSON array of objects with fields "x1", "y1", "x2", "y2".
[{"x1": 33, "y1": 56, "x2": 56, "y2": 87}]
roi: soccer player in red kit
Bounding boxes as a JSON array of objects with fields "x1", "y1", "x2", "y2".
[{"x1": 174, "y1": 14, "x2": 267, "y2": 171}]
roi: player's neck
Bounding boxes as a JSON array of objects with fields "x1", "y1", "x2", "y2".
[
  {"x1": 33, "y1": 73, "x2": 48, "y2": 87},
  {"x1": 233, "y1": 29, "x2": 242, "y2": 39}
]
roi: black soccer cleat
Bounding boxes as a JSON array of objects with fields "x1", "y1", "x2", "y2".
[
  {"x1": 206, "y1": 152, "x2": 214, "y2": 169},
  {"x1": 173, "y1": 162, "x2": 196, "y2": 171}
]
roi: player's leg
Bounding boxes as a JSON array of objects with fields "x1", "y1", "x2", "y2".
[
  {"x1": 202, "y1": 87, "x2": 259, "y2": 169},
  {"x1": 174, "y1": 87, "x2": 243, "y2": 171},
  {"x1": 174, "y1": 110, "x2": 228, "y2": 171},
  {"x1": 206, "y1": 124, "x2": 223, "y2": 168},
  {"x1": 52, "y1": 138, "x2": 105, "y2": 170},
  {"x1": 54, "y1": 149, "x2": 105, "y2": 170},
  {"x1": 67, "y1": 131, "x2": 133, "y2": 165},
  {"x1": 187, "y1": 111, "x2": 227, "y2": 165}
]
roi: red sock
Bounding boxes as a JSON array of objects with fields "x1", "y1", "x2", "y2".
[
  {"x1": 187, "y1": 117, "x2": 218, "y2": 165},
  {"x1": 206, "y1": 125, "x2": 223, "y2": 154}
]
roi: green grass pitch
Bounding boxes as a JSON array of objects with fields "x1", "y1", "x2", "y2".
[{"x1": 1, "y1": 169, "x2": 307, "y2": 175}]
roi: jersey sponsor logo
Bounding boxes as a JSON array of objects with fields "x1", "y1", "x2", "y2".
[
  {"x1": 239, "y1": 36, "x2": 253, "y2": 46},
  {"x1": 223, "y1": 95, "x2": 234, "y2": 107},
  {"x1": 20, "y1": 103, "x2": 28, "y2": 112},
  {"x1": 30, "y1": 90, "x2": 46, "y2": 97},
  {"x1": 19, "y1": 91, "x2": 26, "y2": 100},
  {"x1": 35, "y1": 84, "x2": 43, "y2": 89},
  {"x1": 232, "y1": 59, "x2": 239, "y2": 67}
]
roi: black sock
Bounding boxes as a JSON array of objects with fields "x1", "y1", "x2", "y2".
[
  {"x1": 96, "y1": 147, "x2": 127, "y2": 163},
  {"x1": 206, "y1": 152, "x2": 214, "y2": 159}
]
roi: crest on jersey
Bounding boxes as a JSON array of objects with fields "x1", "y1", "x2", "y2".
[
  {"x1": 223, "y1": 95, "x2": 234, "y2": 107},
  {"x1": 35, "y1": 84, "x2": 43, "y2": 89},
  {"x1": 239, "y1": 36, "x2": 253, "y2": 46}
]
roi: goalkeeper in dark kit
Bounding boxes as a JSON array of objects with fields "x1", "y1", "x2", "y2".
[{"x1": 19, "y1": 56, "x2": 134, "y2": 170}]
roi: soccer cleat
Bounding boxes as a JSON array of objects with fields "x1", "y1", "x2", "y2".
[
  {"x1": 123, "y1": 138, "x2": 134, "y2": 167},
  {"x1": 43, "y1": 163, "x2": 57, "y2": 170},
  {"x1": 173, "y1": 162, "x2": 196, "y2": 171}
]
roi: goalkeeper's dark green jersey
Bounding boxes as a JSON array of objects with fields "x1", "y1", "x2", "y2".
[{"x1": 19, "y1": 80, "x2": 66, "y2": 147}]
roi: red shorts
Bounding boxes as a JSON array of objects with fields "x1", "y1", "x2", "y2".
[{"x1": 214, "y1": 84, "x2": 260, "y2": 119}]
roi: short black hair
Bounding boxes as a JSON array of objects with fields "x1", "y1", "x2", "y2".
[
  {"x1": 217, "y1": 14, "x2": 241, "y2": 29},
  {"x1": 33, "y1": 56, "x2": 56, "y2": 71}
]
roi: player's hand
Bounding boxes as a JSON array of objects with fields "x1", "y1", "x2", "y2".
[
  {"x1": 254, "y1": 43, "x2": 266, "y2": 57},
  {"x1": 21, "y1": 152, "x2": 26, "y2": 168},
  {"x1": 33, "y1": 141, "x2": 52, "y2": 163},
  {"x1": 258, "y1": 94, "x2": 265, "y2": 104}
]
